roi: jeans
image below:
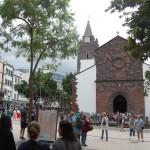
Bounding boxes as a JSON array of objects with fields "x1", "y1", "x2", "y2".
[
  {"x1": 130, "y1": 128, "x2": 135, "y2": 137},
  {"x1": 81, "y1": 132, "x2": 87, "y2": 145},
  {"x1": 101, "y1": 130, "x2": 108, "y2": 141}
]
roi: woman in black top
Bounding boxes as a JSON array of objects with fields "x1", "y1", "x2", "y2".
[
  {"x1": 52, "y1": 120, "x2": 82, "y2": 150},
  {"x1": 0, "y1": 116, "x2": 16, "y2": 150},
  {"x1": 18, "y1": 121, "x2": 51, "y2": 150}
]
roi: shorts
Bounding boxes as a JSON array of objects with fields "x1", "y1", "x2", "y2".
[
  {"x1": 137, "y1": 129, "x2": 143, "y2": 134},
  {"x1": 21, "y1": 122, "x2": 28, "y2": 128}
]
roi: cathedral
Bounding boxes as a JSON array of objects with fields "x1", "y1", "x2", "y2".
[{"x1": 71, "y1": 21, "x2": 150, "y2": 118}]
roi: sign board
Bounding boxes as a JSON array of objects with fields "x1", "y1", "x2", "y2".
[{"x1": 38, "y1": 109, "x2": 58, "y2": 142}]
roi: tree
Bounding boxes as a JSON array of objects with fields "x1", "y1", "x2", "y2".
[
  {"x1": 106, "y1": 0, "x2": 150, "y2": 96},
  {"x1": 106, "y1": 0, "x2": 150, "y2": 61},
  {"x1": 14, "y1": 80, "x2": 29, "y2": 98},
  {"x1": 14, "y1": 71, "x2": 57, "y2": 106},
  {"x1": 62, "y1": 72, "x2": 73, "y2": 103},
  {"x1": 0, "y1": 0, "x2": 78, "y2": 121}
]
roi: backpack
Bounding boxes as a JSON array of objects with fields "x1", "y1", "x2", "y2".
[
  {"x1": 76, "y1": 117, "x2": 84, "y2": 129},
  {"x1": 102, "y1": 118, "x2": 106, "y2": 125}
]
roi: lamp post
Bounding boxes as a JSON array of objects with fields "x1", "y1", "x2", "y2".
[{"x1": 8, "y1": 91, "x2": 11, "y2": 110}]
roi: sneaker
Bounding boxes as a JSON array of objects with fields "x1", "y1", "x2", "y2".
[
  {"x1": 82, "y1": 144, "x2": 88, "y2": 146},
  {"x1": 129, "y1": 137, "x2": 131, "y2": 139},
  {"x1": 141, "y1": 140, "x2": 144, "y2": 142}
]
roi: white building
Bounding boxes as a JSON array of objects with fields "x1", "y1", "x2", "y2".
[
  {"x1": 73, "y1": 21, "x2": 150, "y2": 120},
  {"x1": 12, "y1": 69, "x2": 30, "y2": 106},
  {"x1": 3, "y1": 63, "x2": 14, "y2": 110}
]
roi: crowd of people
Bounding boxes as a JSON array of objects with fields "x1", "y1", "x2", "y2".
[{"x1": 0, "y1": 107, "x2": 145, "y2": 150}]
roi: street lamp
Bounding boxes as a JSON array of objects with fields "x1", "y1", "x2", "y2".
[{"x1": 8, "y1": 91, "x2": 11, "y2": 101}]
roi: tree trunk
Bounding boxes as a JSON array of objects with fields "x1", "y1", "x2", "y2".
[
  {"x1": 28, "y1": 27, "x2": 34, "y2": 123},
  {"x1": 28, "y1": 75, "x2": 33, "y2": 123}
]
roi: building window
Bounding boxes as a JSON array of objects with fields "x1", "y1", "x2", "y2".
[
  {"x1": 6, "y1": 69, "x2": 8, "y2": 75},
  {"x1": 15, "y1": 77, "x2": 17, "y2": 83},
  {"x1": 86, "y1": 53, "x2": 89, "y2": 59},
  {"x1": 10, "y1": 71, "x2": 12, "y2": 77}
]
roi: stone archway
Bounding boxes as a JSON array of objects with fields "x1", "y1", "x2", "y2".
[
  {"x1": 108, "y1": 91, "x2": 132, "y2": 114},
  {"x1": 113, "y1": 95, "x2": 127, "y2": 113}
]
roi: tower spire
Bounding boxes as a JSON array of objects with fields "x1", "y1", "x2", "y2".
[{"x1": 84, "y1": 21, "x2": 93, "y2": 37}]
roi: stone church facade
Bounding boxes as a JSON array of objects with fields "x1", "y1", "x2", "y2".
[{"x1": 72, "y1": 21, "x2": 147, "y2": 116}]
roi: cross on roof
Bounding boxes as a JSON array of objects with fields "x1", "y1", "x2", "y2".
[
  {"x1": 117, "y1": 31, "x2": 119, "y2": 36},
  {"x1": 87, "y1": 15, "x2": 90, "y2": 22}
]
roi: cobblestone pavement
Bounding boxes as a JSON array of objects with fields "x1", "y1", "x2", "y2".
[{"x1": 12, "y1": 121, "x2": 150, "y2": 150}]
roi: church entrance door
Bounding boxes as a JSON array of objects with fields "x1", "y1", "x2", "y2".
[{"x1": 113, "y1": 95, "x2": 127, "y2": 113}]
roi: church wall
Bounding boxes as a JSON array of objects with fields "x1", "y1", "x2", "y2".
[
  {"x1": 76, "y1": 65, "x2": 96, "y2": 114},
  {"x1": 96, "y1": 81, "x2": 144, "y2": 115},
  {"x1": 95, "y1": 36, "x2": 145, "y2": 115},
  {"x1": 77, "y1": 41, "x2": 98, "y2": 72}
]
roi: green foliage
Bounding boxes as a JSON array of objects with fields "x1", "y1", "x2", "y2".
[
  {"x1": 35, "y1": 71, "x2": 57, "y2": 98},
  {"x1": 62, "y1": 72, "x2": 73, "y2": 102},
  {"x1": 0, "y1": 0, "x2": 79, "y2": 68},
  {"x1": 0, "y1": 0, "x2": 78, "y2": 119},
  {"x1": 14, "y1": 71, "x2": 57, "y2": 100},
  {"x1": 14, "y1": 80, "x2": 29, "y2": 98},
  {"x1": 106, "y1": 0, "x2": 150, "y2": 61}
]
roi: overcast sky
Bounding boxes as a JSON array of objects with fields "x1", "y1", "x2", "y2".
[{"x1": 1, "y1": 0, "x2": 130, "y2": 75}]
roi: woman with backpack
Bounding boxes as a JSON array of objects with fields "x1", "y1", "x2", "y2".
[
  {"x1": 100, "y1": 112, "x2": 109, "y2": 141},
  {"x1": 70, "y1": 111, "x2": 84, "y2": 140}
]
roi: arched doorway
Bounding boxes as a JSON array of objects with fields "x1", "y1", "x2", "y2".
[{"x1": 113, "y1": 95, "x2": 127, "y2": 113}]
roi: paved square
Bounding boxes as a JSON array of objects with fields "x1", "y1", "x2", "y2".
[{"x1": 12, "y1": 121, "x2": 150, "y2": 150}]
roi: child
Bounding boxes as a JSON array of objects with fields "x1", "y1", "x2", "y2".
[{"x1": 129, "y1": 116, "x2": 135, "y2": 139}]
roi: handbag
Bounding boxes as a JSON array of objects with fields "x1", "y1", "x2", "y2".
[
  {"x1": 142, "y1": 126, "x2": 144, "y2": 129},
  {"x1": 87, "y1": 125, "x2": 93, "y2": 131}
]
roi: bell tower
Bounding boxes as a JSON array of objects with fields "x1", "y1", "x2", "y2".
[{"x1": 77, "y1": 21, "x2": 99, "y2": 73}]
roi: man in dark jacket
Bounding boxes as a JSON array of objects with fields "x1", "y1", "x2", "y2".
[{"x1": 20, "y1": 107, "x2": 28, "y2": 140}]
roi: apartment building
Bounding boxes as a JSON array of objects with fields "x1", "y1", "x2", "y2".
[
  {"x1": 12, "y1": 69, "x2": 29, "y2": 107},
  {"x1": 3, "y1": 63, "x2": 14, "y2": 110},
  {"x1": 0, "y1": 58, "x2": 6, "y2": 107}
]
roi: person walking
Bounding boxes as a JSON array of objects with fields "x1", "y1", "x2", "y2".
[
  {"x1": 119, "y1": 113, "x2": 125, "y2": 132},
  {"x1": 20, "y1": 107, "x2": 28, "y2": 140},
  {"x1": 52, "y1": 120, "x2": 82, "y2": 150},
  {"x1": 13, "y1": 108, "x2": 17, "y2": 121},
  {"x1": 0, "y1": 116, "x2": 16, "y2": 150},
  {"x1": 18, "y1": 121, "x2": 51, "y2": 150},
  {"x1": 70, "y1": 111, "x2": 83, "y2": 140},
  {"x1": 100, "y1": 112, "x2": 109, "y2": 141},
  {"x1": 129, "y1": 116, "x2": 135, "y2": 139},
  {"x1": 134, "y1": 115, "x2": 144, "y2": 142},
  {"x1": 81, "y1": 115, "x2": 90, "y2": 146}
]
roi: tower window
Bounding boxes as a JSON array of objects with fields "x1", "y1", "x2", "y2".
[{"x1": 86, "y1": 53, "x2": 89, "y2": 59}]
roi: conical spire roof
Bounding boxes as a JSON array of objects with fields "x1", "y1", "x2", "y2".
[{"x1": 84, "y1": 21, "x2": 93, "y2": 37}]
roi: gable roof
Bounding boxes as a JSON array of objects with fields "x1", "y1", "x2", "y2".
[
  {"x1": 95, "y1": 35, "x2": 127, "y2": 52},
  {"x1": 74, "y1": 64, "x2": 96, "y2": 76}
]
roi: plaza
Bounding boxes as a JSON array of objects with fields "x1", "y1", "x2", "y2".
[{"x1": 12, "y1": 120, "x2": 150, "y2": 150}]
